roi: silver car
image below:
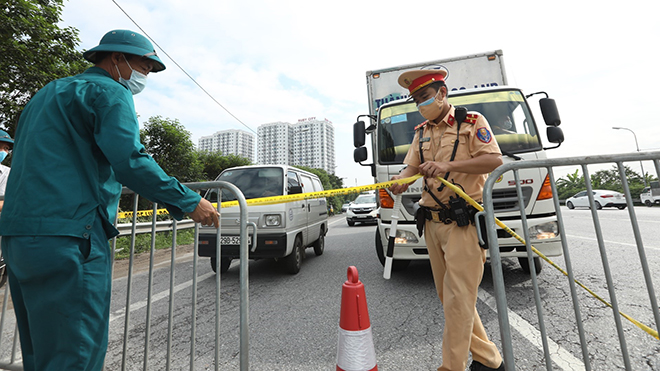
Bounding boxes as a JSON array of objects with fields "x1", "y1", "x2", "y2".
[
  {"x1": 566, "y1": 190, "x2": 627, "y2": 210},
  {"x1": 346, "y1": 193, "x2": 378, "y2": 226}
]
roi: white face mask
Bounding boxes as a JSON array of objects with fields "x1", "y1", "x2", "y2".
[{"x1": 116, "y1": 55, "x2": 148, "y2": 95}]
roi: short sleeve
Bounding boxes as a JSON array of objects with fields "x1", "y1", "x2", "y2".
[
  {"x1": 403, "y1": 129, "x2": 422, "y2": 168},
  {"x1": 470, "y1": 115, "x2": 502, "y2": 157}
]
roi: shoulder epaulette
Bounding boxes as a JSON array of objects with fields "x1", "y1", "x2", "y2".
[
  {"x1": 463, "y1": 113, "x2": 479, "y2": 125},
  {"x1": 414, "y1": 120, "x2": 429, "y2": 131}
]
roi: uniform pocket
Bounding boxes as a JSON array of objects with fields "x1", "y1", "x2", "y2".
[
  {"x1": 440, "y1": 134, "x2": 470, "y2": 161},
  {"x1": 78, "y1": 238, "x2": 91, "y2": 260}
]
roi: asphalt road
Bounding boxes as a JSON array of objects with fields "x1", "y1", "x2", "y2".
[{"x1": 2, "y1": 206, "x2": 660, "y2": 370}]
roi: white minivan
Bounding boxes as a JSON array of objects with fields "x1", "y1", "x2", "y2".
[{"x1": 198, "y1": 165, "x2": 328, "y2": 274}]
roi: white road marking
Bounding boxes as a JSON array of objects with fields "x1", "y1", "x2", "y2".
[
  {"x1": 566, "y1": 234, "x2": 659, "y2": 251},
  {"x1": 478, "y1": 289, "x2": 586, "y2": 371},
  {"x1": 109, "y1": 272, "x2": 215, "y2": 323}
]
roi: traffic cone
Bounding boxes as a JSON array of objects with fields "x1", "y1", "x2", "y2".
[{"x1": 336, "y1": 266, "x2": 378, "y2": 371}]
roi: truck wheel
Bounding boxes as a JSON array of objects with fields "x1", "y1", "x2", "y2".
[
  {"x1": 374, "y1": 228, "x2": 411, "y2": 271},
  {"x1": 284, "y1": 237, "x2": 303, "y2": 274},
  {"x1": 518, "y1": 257, "x2": 542, "y2": 275},
  {"x1": 210, "y1": 257, "x2": 232, "y2": 274},
  {"x1": 566, "y1": 201, "x2": 574, "y2": 209},
  {"x1": 347, "y1": 220, "x2": 355, "y2": 226},
  {"x1": 645, "y1": 200, "x2": 653, "y2": 207},
  {"x1": 313, "y1": 233, "x2": 325, "y2": 256}
]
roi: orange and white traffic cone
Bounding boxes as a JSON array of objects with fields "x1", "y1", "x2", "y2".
[{"x1": 336, "y1": 266, "x2": 378, "y2": 371}]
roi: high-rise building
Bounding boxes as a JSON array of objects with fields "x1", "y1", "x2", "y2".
[
  {"x1": 256, "y1": 118, "x2": 335, "y2": 174},
  {"x1": 257, "y1": 122, "x2": 293, "y2": 166},
  {"x1": 292, "y1": 118, "x2": 335, "y2": 174},
  {"x1": 198, "y1": 129, "x2": 255, "y2": 162}
]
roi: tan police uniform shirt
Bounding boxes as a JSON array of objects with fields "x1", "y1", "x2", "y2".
[{"x1": 403, "y1": 105, "x2": 501, "y2": 207}]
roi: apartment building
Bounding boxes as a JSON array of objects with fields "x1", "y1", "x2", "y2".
[
  {"x1": 257, "y1": 118, "x2": 335, "y2": 174},
  {"x1": 257, "y1": 121, "x2": 293, "y2": 166},
  {"x1": 197, "y1": 129, "x2": 255, "y2": 162}
]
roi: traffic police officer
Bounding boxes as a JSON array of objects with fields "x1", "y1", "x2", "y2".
[
  {"x1": 390, "y1": 68, "x2": 505, "y2": 371},
  {"x1": 0, "y1": 30, "x2": 219, "y2": 371}
]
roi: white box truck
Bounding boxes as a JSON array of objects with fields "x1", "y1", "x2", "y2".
[
  {"x1": 353, "y1": 50, "x2": 565, "y2": 274},
  {"x1": 641, "y1": 181, "x2": 660, "y2": 206}
]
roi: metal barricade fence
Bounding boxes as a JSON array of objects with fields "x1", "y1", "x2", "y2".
[
  {"x1": 0, "y1": 180, "x2": 251, "y2": 371},
  {"x1": 481, "y1": 151, "x2": 660, "y2": 371}
]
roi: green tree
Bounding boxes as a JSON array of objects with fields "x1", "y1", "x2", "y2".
[
  {"x1": 140, "y1": 116, "x2": 202, "y2": 182},
  {"x1": 295, "y1": 166, "x2": 352, "y2": 214},
  {"x1": 197, "y1": 150, "x2": 251, "y2": 181},
  {"x1": 1, "y1": 0, "x2": 90, "y2": 132},
  {"x1": 590, "y1": 165, "x2": 646, "y2": 199},
  {"x1": 555, "y1": 166, "x2": 649, "y2": 202},
  {"x1": 555, "y1": 169, "x2": 584, "y2": 200}
]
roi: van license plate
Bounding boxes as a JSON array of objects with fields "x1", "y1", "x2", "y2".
[{"x1": 220, "y1": 236, "x2": 251, "y2": 245}]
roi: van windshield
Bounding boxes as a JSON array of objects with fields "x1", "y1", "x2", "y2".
[
  {"x1": 206, "y1": 167, "x2": 284, "y2": 202},
  {"x1": 377, "y1": 89, "x2": 542, "y2": 164}
]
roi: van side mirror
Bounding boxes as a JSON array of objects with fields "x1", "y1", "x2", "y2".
[
  {"x1": 540, "y1": 98, "x2": 561, "y2": 127},
  {"x1": 288, "y1": 185, "x2": 303, "y2": 194},
  {"x1": 354, "y1": 121, "x2": 366, "y2": 148},
  {"x1": 354, "y1": 147, "x2": 368, "y2": 163}
]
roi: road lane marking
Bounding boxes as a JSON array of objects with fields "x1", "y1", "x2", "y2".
[
  {"x1": 109, "y1": 272, "x2": 215, "y2": 323},
  {"x1": 566, "y1": 234, "x2": 659, "y2": 251},
  {"x1": 478, "y1": 289, "x2": 585, "y2": 371}
]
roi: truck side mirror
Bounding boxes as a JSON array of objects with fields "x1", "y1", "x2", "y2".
[
  {"x1": 540, "y1": 98, "x2": 561, "y2": 127},
  {"x1": 354, "y1": 147, "x2": 368, "y2": 163},
  {"x1": 546, "y1": 126, "x2": 564, "y2": 147},
  {"x1": 354, "y1": 121, "x2": 366, "y2": 148}
]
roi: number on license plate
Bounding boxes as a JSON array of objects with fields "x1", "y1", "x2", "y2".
[{"x1": 220, "y1": 236, "x2": 252, "y2": 245}]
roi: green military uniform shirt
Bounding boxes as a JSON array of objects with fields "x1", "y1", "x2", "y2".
[{"x1": 0, "y1": 67, "x2": 201, "y2": 239}]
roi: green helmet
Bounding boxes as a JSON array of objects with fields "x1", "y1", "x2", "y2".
[
  {"x1": 0, "y1": 130, "x2": 13, "y2": 148},
  {"x1": 83, "y1": 29, "x2": 166, "y2": 72}
]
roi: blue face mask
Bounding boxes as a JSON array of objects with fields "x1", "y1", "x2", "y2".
[
  {"x1": 416, "y1": 90, "x2": 444, "y2": 121},
  {"x1": 417, "y1": 95, "x2": 436, "y2": 107},
  {"x1": 0, "y1": 151, "x2": 8, "y2": 163}
]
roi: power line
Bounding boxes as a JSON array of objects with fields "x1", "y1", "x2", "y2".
[{"x1": 111, "y1": 0, "x2": 256, "y2": 134}]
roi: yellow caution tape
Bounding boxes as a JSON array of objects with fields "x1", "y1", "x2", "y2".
[
  {"x1": 435, "y1": 176, "x2": 660, "y2": 341},
  {"x1": 116, "y1": 174, "x2": 423, "y2": 219}
]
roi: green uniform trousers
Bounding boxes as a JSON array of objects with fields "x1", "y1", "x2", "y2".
[
  {"x1": 1, "y1": 218, "x2": 112, "y2": 371},
  {"x1": 424, "y1": 220, "x2": 503, "y2": 371}
]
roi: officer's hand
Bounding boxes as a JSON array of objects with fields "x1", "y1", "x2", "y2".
[
  {"x1": 419, "y1": 161, "x2": 451, "y2": 179},
  {"x1": 189, "y1": 198, "x2": 220, "y2": 228},
  {"x1": 389, "y1": 175, "x2": 410, "y2": 195}
]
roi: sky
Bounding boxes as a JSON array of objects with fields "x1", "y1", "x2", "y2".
[{"x1": 60, "y1": 0, "x2": 660, "y2": 188}]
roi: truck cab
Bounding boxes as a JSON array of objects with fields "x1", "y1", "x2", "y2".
[
  {"x1": 356, "y1": 86, "x2": 564, "y2": 274},
  {"x1": 641, "y1": 181, "x2": 660, "y2": 206}
]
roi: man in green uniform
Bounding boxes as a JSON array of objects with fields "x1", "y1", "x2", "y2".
[
  {"x1": 0, "y1": 129, "x2": 14, "y2": 212},
  {"x1": 0, "y1": 30, "x2": 219, "y2": 371}
]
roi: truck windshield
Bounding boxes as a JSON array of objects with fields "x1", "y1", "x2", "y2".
[
  {"x1": 205, "y1": 167, "x2": 284, "y2": 202},
  {"x1": 377, "y1": 89, "x2": 542, "y2": 164}
]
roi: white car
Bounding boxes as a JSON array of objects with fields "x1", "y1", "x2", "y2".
[
  {"x1": 346, "y1": 193, "x2": 378, "y2": 226},
  {"x1": 566, "y1": 190, "x2": 627, "y2": 210}
]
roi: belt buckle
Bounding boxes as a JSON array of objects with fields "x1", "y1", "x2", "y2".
[{"x1": 431, "y1": 211, "x2": 440, "y2": 223}]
